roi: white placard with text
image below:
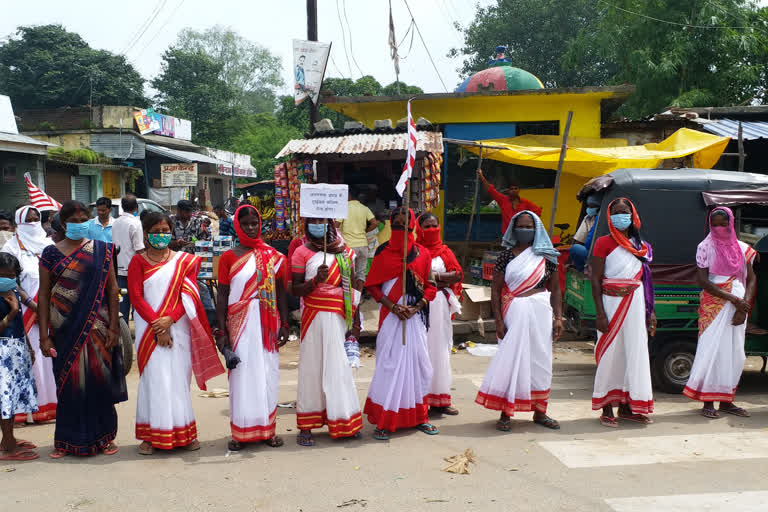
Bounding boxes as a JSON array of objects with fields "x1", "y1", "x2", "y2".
[{"x1": 300, "y1": 183, "x2": 348, "y2": 219}]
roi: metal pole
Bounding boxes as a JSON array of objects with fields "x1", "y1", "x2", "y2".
[
  {"x1": 307, "y1": 0, "x2": 319, "y2": 132},
  {"x1": 401, "y1": 178, "x2": 411, "y2": 345},
  {"x1": 462, "y1": 147, "x2": 482, "y2": 268},
  {"x1": 548, "y1": 111, "x2": 573, "y2": 235},
  {"x1": 738, "y1": 121, "x2": 745, "y2": 172},
  {"x1": 230, "y1": 157, "x2": 235, "y2": 200}
]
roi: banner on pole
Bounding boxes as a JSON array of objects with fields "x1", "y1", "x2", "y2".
[
  {"x1": 395, "y1": 99, "x2": 417, "y2": 197},
  {"x1": 293, "y1": 39, "x2": 331, "y2": 106},
  {"x1": 299, "y1": 183, "x2": 348, "y2": 219},
  {"x1": 161, "y1": 163, "x2": 198, "y2": 187}
]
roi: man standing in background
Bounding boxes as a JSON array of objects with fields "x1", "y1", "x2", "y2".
[
  {"x1": 339, "y1": 187, "x2": 377, "y2": 290},
  {"x1": 112, "y1": 194, "x2": 144, "y2": 321},
  {"x1": 477, "y1": 169, "x2": 542, "y2": 234},
  {"x1": 88, "y1": 197, "x2": 114, "y2": 243},
  {"x1": 214, "y1": 204, "x2": 233, "y2": 237}
]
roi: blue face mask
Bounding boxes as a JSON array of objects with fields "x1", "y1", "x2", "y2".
[
  {"x1": 0, "y1": 277, "x2": 16, "y2": 292},
  {"x1": 65, "y1": 222, "x2": 90, "y2": 240},
  {"x1": 307, "y1": 223, "x2": 327, "y2": 238},
  {"x1": 611, "y1": 213, "x2": 632, "y2": 231},
  {"x1": 586, "y1": 207, "x2": 599, "y2": 217}
]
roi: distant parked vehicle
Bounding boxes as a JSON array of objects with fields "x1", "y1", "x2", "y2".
[{"x1": 89, "y1": 198, "x2": 168, "y2": 219}]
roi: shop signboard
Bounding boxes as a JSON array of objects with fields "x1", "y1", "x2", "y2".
[
  {"x1": 293, "y1": 39, "x2": 331, "y2": 106},
  {"x1": 134, "y1": 108, "x2": 161, "y2": 134},
  {"x1": 161, "y1": 163, "x2": 198, "y2": 187},
  {"x1": 300, "y1": 183, "x2": 348, "y2": 219}
]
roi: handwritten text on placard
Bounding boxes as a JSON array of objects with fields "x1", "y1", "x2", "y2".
[{"x1": 300, "y1": 183, "x2": 348, "y2": 219}]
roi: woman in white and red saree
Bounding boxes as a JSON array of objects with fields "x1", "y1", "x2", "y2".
[
  {"x1": 129, "y1": 213, "x2": 224, "y2": 455},
  {"x1": 363, "y1": 208, "x2": 438, "y2": 441},
  {"x1": 475, "y1": 211, "x2": 563, "y2": 431},
  {"x1": 215, "y1": 205, "x2": 289, "y2": 451},
  {"x1": 416, "y1": 213, "x2": 463, "y2": 416},
  {"x1": 291, "y1": 218, "x2": 362, "y2": 446},
  {"x1": 684, "y1": 207, "x2": 755, "y2": 418},
  {"x1": 2, "y1": 206, "x2": 57, "y2": 423},
  {"x1": 591, "y1": 198, "x2": 657, "y2": 427}
]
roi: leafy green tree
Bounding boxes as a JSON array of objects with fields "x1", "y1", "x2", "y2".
[
  {"x1": 151, "y1": 48, "x2": 241, "y2": 148},
  {"x1": 230, "y1": 113, "x2": 302, "y2": 179},
  {"x1": 0, "y1": 24, "x2": 147, "y2": 111},
  {"x1": 382, "y1": 81, "x2": 424, "y2": 96},
  {"x1": 175, "y1": 26, "x2": 283, "y2": 114}
]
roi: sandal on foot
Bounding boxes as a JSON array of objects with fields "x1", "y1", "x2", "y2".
[
  {"x1": 296, "y1": 431, "x2": 314, "y2": 447},
  {"x1": 701, "y1": 407, "x2": 719, "y2": 419},
  {"x1": 600, "y1": 416, "x2": 618, "y2": 428},
  {"x1": 720, "y1": 405, "x2": 750, "y2": 417},
  {"x1": 102, "y1": 443, "x2": 119, "y2": 456},
  {"x1": 618, "y1": 413, "x2": 653, "y2": 425},
  {"x1": 442, "y1": 406, "x2": 459, "y2": 416},
  {"x1": 416, "y1": 423, "x2": 439, "y2": 435},
  {"x1": 138, "y1": 443, "x2": 154, "y2": 456},
  {"x1": 496, "y1": 418, "x2": 512, "y2": 432},
  {"x1": 264, "y1": 436, "x2": 284, "y2": 448},
  {"x1": 373, "y1": 428, "x2": 390, "y2": 441},
  {"x1": 15, "y1": 440, "x2": 37, "y2": 449},
  {"x1": 227, "y1": 440, "x2": 242, "y2": 451},
  {"x1": 0, "y1": 449, "x2": 39, "y2": 461},
  {"x1": 534, "y1": 416, "x2": 561, "y2": 430},
  {"x1": 49, "y1": 449, "x2": 68, "y2": 459},
  {"x1": 184, "y1": 440, "x2": 201, "y2": 451}
]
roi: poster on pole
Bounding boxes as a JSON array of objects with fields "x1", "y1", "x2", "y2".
[
  {"x1": 300, "y1": 183, "x2": 348, "y2": 219},
  {"x1": 161, "y1": 163, "x2": 198, "y2": 187},
  {"x1": 293, "y1": 39, "x2": 331, "y2": 106}
]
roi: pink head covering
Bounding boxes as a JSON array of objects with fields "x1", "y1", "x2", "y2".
[{"x1": 702, "y1": 207, "x2": 744, "y2": 281}]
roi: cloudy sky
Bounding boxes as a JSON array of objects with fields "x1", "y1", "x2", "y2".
[{"x1": 1, "y1": 0, "x2": 494, "y2": 96}]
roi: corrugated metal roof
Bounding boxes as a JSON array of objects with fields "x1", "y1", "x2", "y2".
[
  {"x1": 145, "y1": 144, "x2": 229, "y2": 165},
  {"x1": 698, "y1": 118, "x2": 768, "y2": 140},
  {"x1": 0, "y1": 131, "x2": 55, "y2": 146},
  {"x1": 275, "y1": 131, "x2": 443, "y2": 158},
  {"x1": 89, "y1": 132, "x2": 145, "y2": 160}
]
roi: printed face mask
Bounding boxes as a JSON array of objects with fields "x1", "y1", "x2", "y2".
[
  {"x1": 147, "y1": 233, "x2": 172, "y2": 250},
  {"x1": 65, "y1": 222, "x2": 90, "y2": 240}
]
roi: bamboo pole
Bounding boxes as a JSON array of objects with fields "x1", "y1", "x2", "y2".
[
  {"x1": 401, "y1": 178, "x2": 411, "y2": 345},
  {"x1": 548, "y1": 112, "x2": 574, "y2": 235},
  {"x1": 462, "y1": 147, "x2": 483, "y2": 268},
  {"x1": 738, "y1": 121, "x2": 745, "y2": 172}
]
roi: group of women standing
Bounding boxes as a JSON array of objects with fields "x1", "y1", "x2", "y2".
[{"x1": 0, "y1": 192, "x2": 756, "y2": 460}]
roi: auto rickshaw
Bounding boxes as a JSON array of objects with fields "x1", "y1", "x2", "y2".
[{"x1": 564, "y1": 168, "x2": 768, "y2": 392}]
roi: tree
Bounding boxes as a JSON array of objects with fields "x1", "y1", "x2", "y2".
[
  {"x1": 452, "y1": 0, "x2": 768, "y2": 117},
  {"x1": 175, "y1": 26, "x2": 283, "y2": 114},
  {"x1": 151, "y1": 48, "x2": 241, "y2": 148},
  {"x1": 0, "y1": 24, "x2": 147, "y2": 111},
  {"x1": 230, "y1": 113, "x2": 302, "y2": 179},
  {"x1": 450, "y1": 0, "x2": 614, "y2": 89}
]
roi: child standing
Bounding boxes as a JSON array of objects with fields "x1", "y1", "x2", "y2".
[{"x1": 0, "y1": 252, "x2": 39, "y2": 461}]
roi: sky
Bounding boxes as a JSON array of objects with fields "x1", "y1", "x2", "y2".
[{"x1": 1, "y1": 0, "x2": 495, "y2": 97}]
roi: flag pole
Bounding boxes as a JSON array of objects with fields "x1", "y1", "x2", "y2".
[{"x1": 401, "y1": 178, "x2": 411, "y2": 346}]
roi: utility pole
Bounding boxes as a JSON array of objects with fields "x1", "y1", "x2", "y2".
[{"x1": 307, "y1": 0, "x2": 318, "y2": 133}]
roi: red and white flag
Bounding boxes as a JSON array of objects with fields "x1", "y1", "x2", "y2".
[
  {"x1": 395, "y1": 99, "x2": 417, "y2": 197},
  {"x1": 24, "y1": 172, "x2": 61, "y2": 211}
]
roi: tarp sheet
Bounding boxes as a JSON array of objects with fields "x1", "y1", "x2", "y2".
[{"x1": 465, "y1": 128, "x2": 729, "y2": 177}]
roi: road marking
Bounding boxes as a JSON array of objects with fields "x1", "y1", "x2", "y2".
[
  {"x1": 606, "y1": 491, "x2": 768, "y2": 512},
  {"x1": 540, "y1": 432, "x2": 768, "y2": 468}
]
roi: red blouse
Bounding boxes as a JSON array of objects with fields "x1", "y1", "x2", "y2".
[{"x1": 127, "y1": 255, "x2": 186, "y2": 324}]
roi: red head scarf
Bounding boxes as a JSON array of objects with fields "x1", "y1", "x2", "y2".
[
  {"x1": 365, "y1": 208, "x2": 418, "y2": 287},
  {"x1": 607, "y1": 197, "x2": 648, "y2": 259},
  {"x1": 233, "y1": 205, "x2": 268, "y2": 250},
  {"x1": 415, "y1": 213, "x2": 463, "y2": 297}
]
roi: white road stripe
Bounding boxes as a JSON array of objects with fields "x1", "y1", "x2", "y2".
[
  {"x1": 540, "y1": 432, "x2": 768, "y2": 468},
  {"x1": 606, "y1": 491, "x2": 768, "y2": 512}
]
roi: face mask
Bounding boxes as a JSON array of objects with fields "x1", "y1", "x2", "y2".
[
  {"x1": 0, "y1": 277, "x2": 16, "y2": 292},
  {"x1": 147, "y1": 233, "x2": 172, "y2": 250},
  {"x1": 586, "y1": 207, "x2": 599, "y2": 217},
  {"x1": 65, "y1": 222, "x2": 90, "y2": 241},
  {"x1": 514, "y1": 228, "x2": 535, "y2": 245},
  {"x1": 307, "y1": 223, "x2": 327, "y2": 238},
  {"x1": 711, "y1": 226, "x2": 732, "y2": 240},
  {"x1": 133, "y1": 211, "x2": 139, "y2": 217},
  {"x1": 611, "y1": 214, "x2": 632, "y2": 231},
  {"x1": 419, "y1": 227, "x2": 441, "y2": 247}
]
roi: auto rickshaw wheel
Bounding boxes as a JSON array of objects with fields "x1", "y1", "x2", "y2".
[
  {"x1": 653, "y1": 340, "x2": 696, "y2": 393},
  {"x1": 119, "y1": 317, "x2": 133, "y2": 376}
]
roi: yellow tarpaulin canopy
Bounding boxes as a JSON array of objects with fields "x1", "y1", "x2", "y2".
[{"x1": 465, "y1": 128, "x2": 730, "y2": 177}]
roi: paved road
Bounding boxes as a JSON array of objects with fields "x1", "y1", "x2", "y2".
[{"x1": 4, "y1": 341, "x2": 768, "y2": 511}]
